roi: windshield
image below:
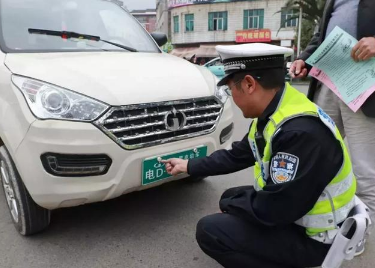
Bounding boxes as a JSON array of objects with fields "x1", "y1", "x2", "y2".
[{"x1": 0, "y1": 0, "x2": 160, "y2": 53}]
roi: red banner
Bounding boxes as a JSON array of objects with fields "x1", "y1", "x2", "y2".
[{"x1": 235, "y1": 29, "x2": 272, "y2": 43}]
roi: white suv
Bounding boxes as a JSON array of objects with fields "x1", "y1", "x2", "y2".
[{"x1": 0, "y1": 0, "x2": 234, "y2": 235}]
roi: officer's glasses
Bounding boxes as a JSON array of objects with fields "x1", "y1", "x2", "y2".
[
  {"x1": 224, "y1": 79, "x2": 241, "y2": 96},
  {"x1": 227, "y1": 75, "x2": 262, "y2": 96}
]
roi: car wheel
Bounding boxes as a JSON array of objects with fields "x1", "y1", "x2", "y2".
[
  {"x1": 187, "y1": 176, "x2": 207, "y2": 183},
  {"x1": 0, "y1": 146, "x2": 50, "y2": 236}
]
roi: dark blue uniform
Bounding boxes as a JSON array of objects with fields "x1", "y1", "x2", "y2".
[{"x1": 189, "y1": 87, "x2": 343, "y2": 268}]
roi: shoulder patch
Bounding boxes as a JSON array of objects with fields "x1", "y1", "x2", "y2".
[
  {"x1": 317, "y1": 107, "x2": 336, "y2": 133},
  {"x1": 271, "y1": 153, "x2": 299, "y2": 184}
]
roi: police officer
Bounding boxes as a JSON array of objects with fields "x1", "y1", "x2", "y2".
[{"x1": 163, "y1": 43, "x2": 356, "y2": 268}]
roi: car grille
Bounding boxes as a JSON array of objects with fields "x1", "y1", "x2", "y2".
[{"x1": 94, "y1": 97, "x2": 223, "y2": 150}]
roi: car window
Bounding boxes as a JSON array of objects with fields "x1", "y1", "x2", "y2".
[{"x1": 0, "y1": 0, "x2": 159, "y2": 53}]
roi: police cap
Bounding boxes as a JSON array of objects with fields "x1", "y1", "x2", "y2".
[{"x1": 216, "y1": 43, "x2": 293, "y2": 86}]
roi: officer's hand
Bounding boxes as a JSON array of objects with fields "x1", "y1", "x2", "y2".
[
  {"x1": 289, "y1": 59, "x2": 308, "y2": 78},
  {"x1": 162, "y1": 158, "x2": 188, "y2": 176},
  {"x1": 351, "y1": 37, "x2": 375, "y2": 62}
]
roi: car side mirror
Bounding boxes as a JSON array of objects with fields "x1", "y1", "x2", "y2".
[{"x1": 151, "y1": 32, "x2": 168, "y2": 47}]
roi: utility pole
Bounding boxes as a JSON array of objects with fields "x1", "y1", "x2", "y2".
[{"x1": 297, "y1": 7, "x2": 303, "y2": 56}]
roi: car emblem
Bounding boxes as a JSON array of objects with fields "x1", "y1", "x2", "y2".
[{"x1": 164, "y1": 108, "x2": 187, "y2": 131}]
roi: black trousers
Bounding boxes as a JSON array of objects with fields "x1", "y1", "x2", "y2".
[{"x1": 195, "y1": 187, "x2": 331, "y2": 268}]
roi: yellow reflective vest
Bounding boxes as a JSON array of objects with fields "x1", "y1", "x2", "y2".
[{"x1": 248, "y1": 83, "x2": 356, "y2": 236}]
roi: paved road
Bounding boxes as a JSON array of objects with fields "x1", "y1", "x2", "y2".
[{"x1": 0, "y1": 84, "x2": 373, "y2": 268}]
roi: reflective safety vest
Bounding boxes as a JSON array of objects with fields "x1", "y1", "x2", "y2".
[{"x1": 248, "y1": 83, "x2": 356, "y2": 236}]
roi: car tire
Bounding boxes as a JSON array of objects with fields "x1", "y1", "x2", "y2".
[
  {"x1": 0, "y1": 146, "x2": 50, "y2": 236},
  {"x1": 187, "y1": 176, "x2": 207, "y2": 183}
]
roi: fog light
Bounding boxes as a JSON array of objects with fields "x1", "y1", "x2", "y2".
[
  {"x1": 41, "y1": 153, "x2": 112, "y2": 177},
  {"x1": 220, "y1": 123, "x2": 234, "y2": 144}
]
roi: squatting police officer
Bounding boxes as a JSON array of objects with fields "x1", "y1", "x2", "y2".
[{"x1": 163, "y1": 44, "x2": 357, "y2": 268}]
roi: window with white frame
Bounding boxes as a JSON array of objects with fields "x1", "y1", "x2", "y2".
[
  {"x1": 208, "y1": 12, "x2": 228, "y2": 31},
  {"x1": 281, "y1": 9, "x2": 298, "y2": 28},
  {"x1": 244, "y1": 9, "x2": 264, "y2": 29},
  {"x1": 173, "y1": 15, "x2": 179, "y2": 33},
  {"x1": 185, "y1": 14, "x2": 194, "y2": 32}
]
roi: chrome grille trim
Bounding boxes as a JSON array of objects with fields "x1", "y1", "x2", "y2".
[
  {"x1": 179, "y1": 104, "x2": 222, "y2": 112},
  {"x1": 110, "y1": 121, "x2": 165, "y2": 133},
  {"x1": 104, "y1": 112, "x2": 169, "y2": 124},
  {"x1": 120, "y1": 121, "x2": 218, "y2": 141},
  {"x1": 94, "y1": 97, "x2": 224, "y2": 150},
  {"x1": 186, "y1": 112, "x2": 221, "y2": 120}
]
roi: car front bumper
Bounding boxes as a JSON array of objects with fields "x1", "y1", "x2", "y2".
[{"x1": 14, "y1": 101, "x2": 234, "y2": 210}]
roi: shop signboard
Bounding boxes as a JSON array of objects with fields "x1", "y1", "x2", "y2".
[{"x1": 235, "y1": 29, "x2": 272, "y2": 43}]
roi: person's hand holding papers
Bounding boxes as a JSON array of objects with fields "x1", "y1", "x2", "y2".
[
  {"x1": 289, "y1": 59, "x2": 308, "y2": 78},
  {"x1": 351, "y1": 37, "x2": 375, "y2": 62}
]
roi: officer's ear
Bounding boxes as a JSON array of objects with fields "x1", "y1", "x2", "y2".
[{"x1": 243, "y1": 75, "x2": 256, "y2": 95}]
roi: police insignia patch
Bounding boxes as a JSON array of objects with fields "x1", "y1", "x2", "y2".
[
  {"x1": 271, "y1": 153, "x2": 299, "y2": 184},
  {"x1": 317, "y1": 107, "x2": 336, "y2": 133}
]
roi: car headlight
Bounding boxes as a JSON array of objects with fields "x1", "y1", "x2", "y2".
[
  {"x1": 12, "y1": 75, "x2": 109, "y2": 121},
  {"x1": 213, "y1": 75, "x2": 229, "y2": 104},
  {"x1": 214, "y1": 85, "x2": 229, "y2": 104}
]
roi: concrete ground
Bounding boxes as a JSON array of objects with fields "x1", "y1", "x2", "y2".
[{"x1": 0, "y1": 84, "x2": 373, "y2": 268}]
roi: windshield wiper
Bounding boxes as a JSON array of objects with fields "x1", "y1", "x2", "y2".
[{"x1": 28, "y1": 28, "x2": 138, "y2": 52}]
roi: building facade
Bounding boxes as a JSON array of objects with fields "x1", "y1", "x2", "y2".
[
  {"x1": 131, "y1": 9, "x2": 157, "y2": 33},
  {"x1": 164, "y1": 0, "x2": 297, "y2": 58},
  {"x1": 156, "y1": 0, "x2": 171, "y2": 39}
]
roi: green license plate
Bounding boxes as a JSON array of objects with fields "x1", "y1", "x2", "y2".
[{"x1": 142, "y1": 146, "x2": 208, "y2": 186}]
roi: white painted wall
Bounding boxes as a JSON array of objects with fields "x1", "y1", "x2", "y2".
[{"x1": 170, "y1": 0, "x2": 296, "y2": 45}]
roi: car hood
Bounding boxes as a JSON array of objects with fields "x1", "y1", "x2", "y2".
[{"x1": 5, "y1": 52, "x2": 217, "y2": 106}]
